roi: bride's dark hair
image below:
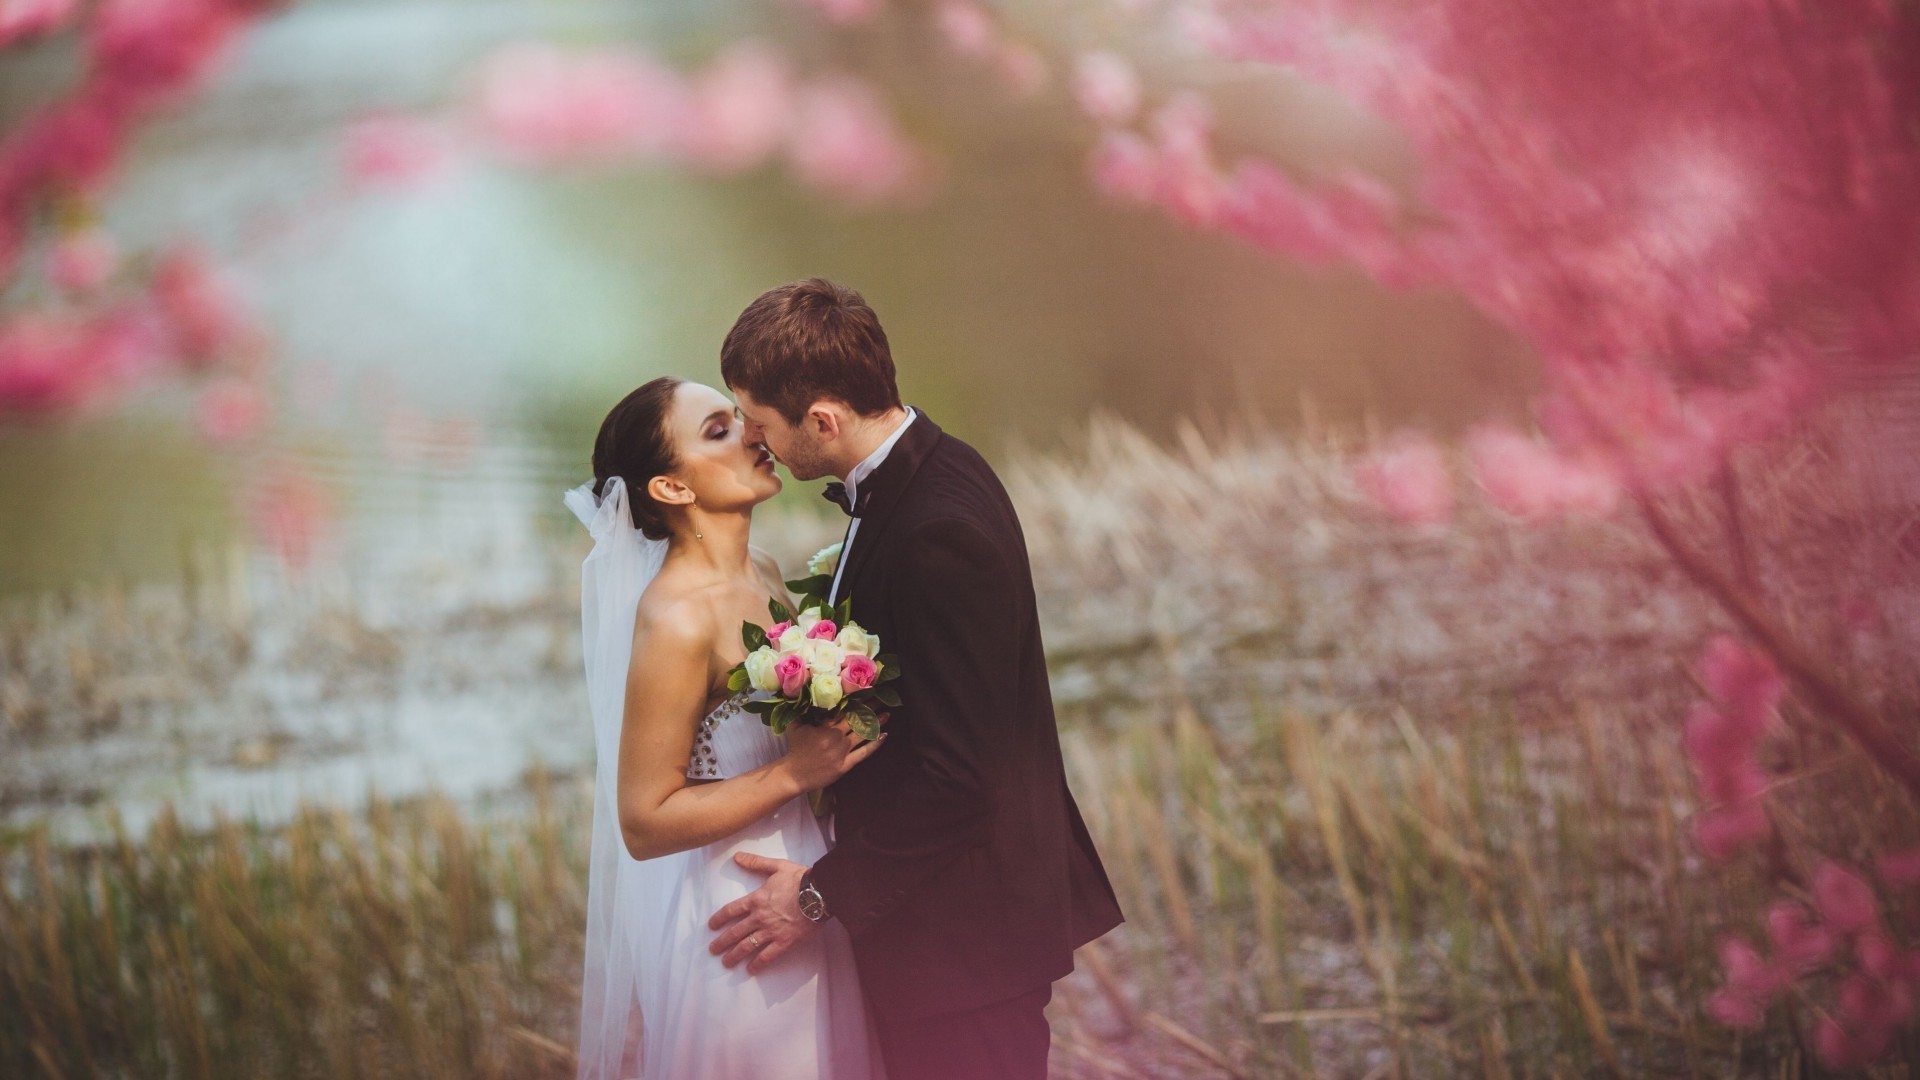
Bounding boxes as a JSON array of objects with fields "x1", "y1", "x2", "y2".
[{"x1": 592, "y1": 376, "x2": 684, "y2": 540}]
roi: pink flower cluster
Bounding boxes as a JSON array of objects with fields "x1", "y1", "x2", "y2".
[
  {"x1": 0, "y1": 240, "x2": 264, "y2": 425},
  {"x1": 1, "y1": 0, "x2": 276, "y2": 430},
  {"x1": 467, "y1": 39, "x2": 927, "y2": 206},
  {"x1": 932, "y1": 2, "x2": 1049, "y2": 98},
  {"x1": 1709, "y1": 859, "x2": 1920, "y2": 1070},
  {"x1": 1351, "y1": 431, "x2": 1452, "y2": 526},
  {"x1": 1465, "y1": 423, "x2": 1620, "y2": 522},
  {"x1": 1682, "y1": 636, "x2": 1783, "y2": 861},
  {"x1": 1077, "y1": 0, "x2": 1920, "y2": 494}
]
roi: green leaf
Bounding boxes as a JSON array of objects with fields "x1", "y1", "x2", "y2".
[
  {"x1": 835, "y1": 596, "x2": 852, "y2": 625},
  {"x1": 785, "y1": 573, "x2": 832, "y2": 598},
  {"x1": 768, "y1": 597, "x2": 794, "y2": 625},
  {"x1": 875, "y1": 653, "x2": 903, "y2": 682},
  {"x1": 869, "y1": 685, "x2": 902, "y2": 708},
  {"x1": 743, "y1": 698, "x2": 780, "y2": 718},
  {"x1": 742, "y1": 621, "x2": 769, "y2": 653},
  {"x1": 726, "y1": 666, "x2": 751, "y2": 693},
  {"x1": 771, "y1": 699, "x2": 801, "y2": 732},
  {"x1": 846, "y1": 705, "x2": 880, "y2": 741}
]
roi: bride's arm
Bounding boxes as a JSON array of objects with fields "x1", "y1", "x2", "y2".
[{"x1": 616, "y1": 597, "x2": 879, "y2": 861}]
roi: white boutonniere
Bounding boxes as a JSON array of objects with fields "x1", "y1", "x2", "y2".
[{"x1": 806, "y1": 541, "x2": 843, "y2": 578}]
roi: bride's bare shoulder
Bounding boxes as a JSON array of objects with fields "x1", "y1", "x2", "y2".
[{"x1": 631, "y1": 575, "x2": 718, "y2": 649}]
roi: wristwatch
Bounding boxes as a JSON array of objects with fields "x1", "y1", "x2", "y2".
[{"x1": 798, "y1": 871, "x2": 829, "y2": 923}]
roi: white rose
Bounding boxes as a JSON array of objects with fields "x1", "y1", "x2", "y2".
[
  {"x1": 809, "y1": 671, "x2": 845, "y2": 710},
  {"x1": 834, "y1": 624, "x2": 878, "y2": 659},
  {"x1": 744, "y1": 646, "x2": 781, "y2": 692},
  {"x1": 807, "y1": 542, "x2": 843, "y2": 578},
  {"x1": 776, "y1": 624, "x2": 807, "y2": 651},
  {"x1": 796, "y1": 608, "x2": 823, "y2": 632},
  {"x1": 800, "y1": 636, "x2": 845, "y2": 675}
]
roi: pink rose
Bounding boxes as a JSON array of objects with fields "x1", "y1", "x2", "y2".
[
  {"x1": 774, "y1": 654, "x2": 806, "y2": 697},
  {"x1": 839, "y1": 654, "x2": 877, "y2": 691},
  {"x1": 767, "y1": 620, "x2": 793, "y2": 643},
  {"x1": 806, "y1": 619, "x2": 838, "y2": 640}
]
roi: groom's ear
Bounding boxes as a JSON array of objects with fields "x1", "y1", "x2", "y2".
[{"x1": 804, "y1": 402, "x2": 843, "y2": 442}]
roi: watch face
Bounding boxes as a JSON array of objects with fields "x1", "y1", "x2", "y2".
[{"x1": 799, "y1": 887, "x2": 826, "y2": 921}]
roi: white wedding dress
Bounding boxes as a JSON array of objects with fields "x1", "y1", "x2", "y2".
[{"x1": 568, "y1": 477, "x2": 883, "y2": 1080}]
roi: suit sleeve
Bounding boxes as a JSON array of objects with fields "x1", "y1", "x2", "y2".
[{"x1": 808, "y1": 515, "x2": 1019, "y2": 937}]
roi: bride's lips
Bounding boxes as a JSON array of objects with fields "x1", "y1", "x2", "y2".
[{"x1": 754, "y1": 447, "x2": 775, "y2": 470}]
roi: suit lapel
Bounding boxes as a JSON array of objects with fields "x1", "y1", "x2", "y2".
[{"x1": 833, "y1": 409, "x2": 943, "y2": 607}]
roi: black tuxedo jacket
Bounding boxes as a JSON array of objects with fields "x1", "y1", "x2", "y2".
[{"x1": 808, "y1": 410, "x2": 1124, "y2": 1020}]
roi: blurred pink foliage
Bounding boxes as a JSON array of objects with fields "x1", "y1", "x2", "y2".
[
  {"x1": 1350, "y1": 430, "x2": 1452, "y2": 526},
  {"x1": 1073, "y1": 52, "x2": 1141, "y2": 127},
  {"x1": 1463, "y1": 423, "x2": 1620, "y2": 522},
  {"x1": 1681, "y1": 635, "x2": 1782, "y2": 861},
  {"x1": 1086, "y1": 0, "x2": 1920, "y2": 510},
  {"x1": 463, "y1": 39, "x2": 926, "y2": 205},
  {"x1": 0, "y1": 0, "x2": 276, "y2": 416},
  {"x1": 0, "y1": 0, "x2": 77, "y2": 47}
]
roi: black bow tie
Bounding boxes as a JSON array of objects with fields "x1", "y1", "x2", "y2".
[{"x1": 823, "y1": 480, "x2": 868, "y2": 518}]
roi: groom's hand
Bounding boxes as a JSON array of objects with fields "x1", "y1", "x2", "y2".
[{"x1": 708, "y1": 853, "x2": 817, "y2": 974}]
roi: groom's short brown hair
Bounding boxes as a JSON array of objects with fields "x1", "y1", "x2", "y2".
[{"x1": 720, "y1": 278, "x2": 903, "y2": 425}]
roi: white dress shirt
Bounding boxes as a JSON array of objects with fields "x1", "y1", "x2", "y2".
[{"x1": 829, "y1": 406, "x2": 917, "y2": 605}]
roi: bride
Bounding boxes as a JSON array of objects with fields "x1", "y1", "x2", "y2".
[{"x1": 565, "y1": 376, "x2": 887, "y2": 1080}]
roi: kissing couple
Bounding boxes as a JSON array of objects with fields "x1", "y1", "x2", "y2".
[{"x1": 564, "y1": 278, "x2": 1125, "y2": 1080}]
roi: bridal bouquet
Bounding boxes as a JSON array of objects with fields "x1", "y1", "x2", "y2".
[{"x1": 725, "y1": 546, "x2": 899, "y2": 741}]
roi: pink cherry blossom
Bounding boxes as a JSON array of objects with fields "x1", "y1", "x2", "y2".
[
  {"x1": 1717, "y1": 937, "x2": 1786, "y2": 1001},
  {"x1": 0, "y1": 314, "x2": 106, "y2": 414},
  {"x1": 0, "y1": 95, "x2": 129, "y2": 201},
  {"x1": 471, "y1": 42, "x2": 692, "y2": 167},
  {"x1": 342, "y1": 113, "x2": 456, "y2": 191},
  {"x1": 1813, "y1": 861, "x2": 1880, "y2": 936},
  {"x1": 1765, "y1": 902, "x2": 1834, "y2": 971},
  {"x1": 1090, "y1": 131, "x2": 1158, "y2": 203},
  {"x1": 1146, "y1": 94, "x2": 1221, "y2": 227},
  {"x1": 1465, "y1": 423, "x2": 1622, "y2": 522},
  {"x1": 151, "y1": 244, "x2": 253, "y2": 365},
  {"x1": 48, "y1": 230, "x2": 119, "y2": 293},
  {"x1": 1073, "y1": 52, "x2": 1142, "y2": 126},
  {"x1": 1699, "y1": 635, "x2": 1783, "y2": 732},
  {"x1": 0, "y1": 0, "x2": 77, "y2": 46},
  {"x1": 682, "y1": 41, "x2": 794, "y2": 173},
  {"x1": 934, "y1": 1, "x2": 996, "y2": 58},
  {"x1": 1351, "y1": 431, "x2": 1452, "y2": 526},
  {"x1": 88, "y1": 0, "x2": 244, "y2": 109},
  {"x1": 784, "y1": 76, "x2": 924, "y2": 205}
]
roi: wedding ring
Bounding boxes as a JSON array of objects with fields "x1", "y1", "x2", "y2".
[{"x1": 748, "y1": 934, "x2": 762, "y2": 950}]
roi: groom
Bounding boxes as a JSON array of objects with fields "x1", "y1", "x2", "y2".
[{"x1": 707, "y1": 278, "x2": 1124, "y2": 1078}]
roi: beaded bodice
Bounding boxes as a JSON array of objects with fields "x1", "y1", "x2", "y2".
[{"x1": 686, "y1": 689, "x2": 784, "y2": 780}]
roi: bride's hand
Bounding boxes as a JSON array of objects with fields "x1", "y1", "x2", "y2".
[{"x1": 783, "y1": 713, "x2": 889, "y2": 791}]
